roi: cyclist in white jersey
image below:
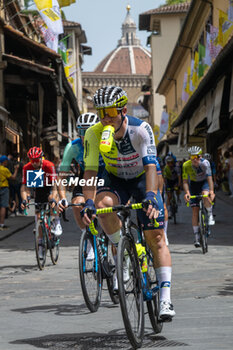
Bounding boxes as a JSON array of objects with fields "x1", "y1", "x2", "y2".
[{"x1": 81, "y1": 86, "x2": 175, "y2": 321}]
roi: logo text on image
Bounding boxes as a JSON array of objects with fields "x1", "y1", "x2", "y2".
[{"x1": 26, "y1": 170, "x2": 44, "y2": 188}]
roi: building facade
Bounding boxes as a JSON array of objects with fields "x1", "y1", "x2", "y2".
[
  {"x1": 0, "y1": 0, "x2": 90, "y2": 160},
  {"x1": 156, "y1": 0, "x2": 233, "y2": 160},
  {"x1": 139, "y1": 2, "x2": 190, "y2": 130}
]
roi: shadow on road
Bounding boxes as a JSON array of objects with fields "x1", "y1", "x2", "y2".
[
  {"x1": 11, "y1": 330, "x2": 189, "y2": 349},
  {"x1": 12, "y1": 300, "x2": 119, "y2": 317},
  {"x1": 0, "y1": 264, "x2": 38, "y2": 273},
  {"x1": 12, "y1": 303, "x2": 91, "y2": 316},
  {"x1": 218, "y1": 279, "x2": 233, "y2": 296}
]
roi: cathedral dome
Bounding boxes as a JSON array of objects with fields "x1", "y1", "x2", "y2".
[{"x1": 94, "y1": 6, "x2": 151, "y2": 75}]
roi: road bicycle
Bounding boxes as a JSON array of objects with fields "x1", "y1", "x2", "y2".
[
  {"x1": 89, "y1": 202, "x2": 163, "y2": 348},
  {"x1": 25, "y1": 202, "x2": 60, "y2": 269},
  {"x1": 187, "y1": 195, "x2": 212, "y2": 254},
  {"x1": 65, "y1": 203, "x2": 119, "y2": 313}
]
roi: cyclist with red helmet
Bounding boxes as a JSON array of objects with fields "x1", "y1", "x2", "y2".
[{"x1": 21, "y1": 147, "x2": 62, "y2": 258}]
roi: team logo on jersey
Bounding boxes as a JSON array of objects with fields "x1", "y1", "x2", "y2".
[
  {"x1": 147, "y1": 146, "x2": 156, "y2": 154},
  {"x1": 26, "y1": 170, "x2": 44, "y2": 188}
]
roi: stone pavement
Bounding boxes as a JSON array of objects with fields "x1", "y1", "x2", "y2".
[
  {"x1": 0, "y1": 190, "x2": 233, "y2": 350},
  {"x1": 0, "y1": 205, "x2": 34, "y2": 242}
]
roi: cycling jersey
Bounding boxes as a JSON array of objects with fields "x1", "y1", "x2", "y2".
[
  {"x1": 163, "y1": 165, "x2": 181, "y2": 181},
  {"x1": 182, "y1": 158, "x2": 212, "y2": 182},
  {"x1": 60, "y1": 137, "x2": 105, "y2": 175},
  {"x1": 84, "y1": 116, "x2": 157, "y2": 180},
  {"x1": 22, "y1": 159, "x2": 56, "y2": 185},
  {"x1": 156, "y1": 158, "x2": 162, "y2": 176},
  {"x1": 60, "y1": 138, "x2": 84, "y2": 172}
]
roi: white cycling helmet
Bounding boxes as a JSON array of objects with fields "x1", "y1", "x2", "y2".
[
  {"x1": 188, "y1": 146, "x2": 202, "y2": 156},
  {"x1": 93, "y1": 86, "x2": 128, "y2": 109},
  {"x1": 76, "y1": 113, "x2": 99, "y2": 130},
  {"x1": 203, "y1": 153, "x2": 211, "y2": 161}
]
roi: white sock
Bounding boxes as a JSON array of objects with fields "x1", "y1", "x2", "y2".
[
  {"x1": 193, "y1": 226, "x2": 199, "y2": 234},
  {"x1": 164, "y1": 221, "x2": 168, "y2": 235},
  {"x1": 155, "y1": 266, "x2": 172, "y2": 303},
  {"x1": 107, "y1": 229, "x2": 121, "y2": 247},
  {"x1": 206, "y1": 206, "x2": 212, "y2": 215}
]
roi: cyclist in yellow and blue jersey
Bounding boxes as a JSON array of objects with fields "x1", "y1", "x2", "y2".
[
  {"x1": 183, "y1": 146, "x2": 215, "y2": 247},
  {"x1": 81, "y1": 86, "x2": 175, "y2": 321}
]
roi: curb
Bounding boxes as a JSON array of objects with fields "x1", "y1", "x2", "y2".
[{"x1": 0, "y1": 219, "x2": 34, "y2": 242}]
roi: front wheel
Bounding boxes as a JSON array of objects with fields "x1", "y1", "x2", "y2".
[
  {"x1": 49, "y1": 234, "x2": 60, "y2": 265},
  {"x1": 146, "y1": 250, "x2": 163, "y2": 334},
  {"x1": 34, "y1": 221, "x2": 47, "y2": 270},
  {"x1": 199, "y1": 210, "x2": 207, "y2": 254},
  {"x1": 117, "y1": 235, "x2": 144, "y2": 348},
  {"x1": 79, "y1": 230, "x2": 102, "y2": 312}
]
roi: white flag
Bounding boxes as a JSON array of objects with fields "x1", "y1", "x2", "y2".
[
  {"x1": 204, "y1": 32, "x2": 212, "y2": 67},
  {"x1": 34, "y1": 0, "x2": 63, "y2": 35},
  {"x1": 159, "y1": 111, "x2": 169, "y2": 140}
]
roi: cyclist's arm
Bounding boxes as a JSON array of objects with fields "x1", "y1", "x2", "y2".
[
  {"x1": 207, "y1": 175, "x2": 215, "y2": 201},
  {"x1": 182, "y1": 163, "x2": 190, "y2": 200},
  {"x1": 158, "y1": 174, "x2": 164, "y2": 194},
  {"x1": 145, "y1": 164, "x2": 158, "y2": 193},
  {"x1": 82, "y1": 127, "x2": 100, "y2": 225},
  {"x1": 83, "y1": 170, "x2": 97, "y2": 201},
  {"x1": 58, "y1": 142, "x2": 76, "y2": 200}
]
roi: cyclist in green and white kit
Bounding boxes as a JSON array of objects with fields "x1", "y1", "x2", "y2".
[{"x1": 183, "y1": 146, "x2": 215, "y2": 247}]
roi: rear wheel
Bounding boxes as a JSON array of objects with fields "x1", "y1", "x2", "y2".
[
  {"x1": 35, "y1": 221, "x2": 47, "y2": 270},
  {"x1": 117, "y1": 235, "x2": 144, "y2": 348},
  {"x1": 79, "y1": 230, "x2": 102, "y2": 312}
]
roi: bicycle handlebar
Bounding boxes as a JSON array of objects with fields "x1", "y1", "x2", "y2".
[
  {"x1": 24, "y1": 202, "x2": 57, "y2": 215},
  {"x1": 186, "y1": 194, "x2": 213, "y2": 207},
  {"x1": 68, "y1": 202, "x2": 160, "y2": 235}
]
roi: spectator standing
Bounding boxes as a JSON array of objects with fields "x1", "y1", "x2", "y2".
[{"x1": 0, "y1": 156, "x2": 19, "y2": 230}]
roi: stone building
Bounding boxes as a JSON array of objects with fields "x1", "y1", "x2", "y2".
[{"x1": 82, "y1": 6, "x2": 151, "y2": 120}]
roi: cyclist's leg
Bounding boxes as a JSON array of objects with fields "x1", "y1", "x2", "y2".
[
  {"x1": 49, "y1": 192, "x2": 63, "y2": 236},
  {"x1": 189, "y1": 181, "x2": 202, "y2": 246},
  {"x1": 202, "y1": 181, "x2": 215, "y2": 225},
  {"x1": 71, "y1": 186, "x2": 86, "y2": 230},
  {"x1": 134, "y1": 176, "x2": 175, "y2": 320},
  {"x1": 163, "y1": 203, "x2": 169, "y2": 245}
]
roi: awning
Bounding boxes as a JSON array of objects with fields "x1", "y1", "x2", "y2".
[
  {"x1": 3, "y1": 53, "x2": 55, "y2": 75},
  {"x1": 207, "y1": 77, "x2": 225, "y2": 134},
  {"x1": 0, "y1": 105, "x2": 10, "y2": 122},
  {"x1": 189, "y1": 99, "x2": 206, "y2": 135}
]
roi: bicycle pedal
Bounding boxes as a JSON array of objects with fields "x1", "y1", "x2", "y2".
[{"x1": 159, "y1": 315, "x2": 173, "y2": 323}]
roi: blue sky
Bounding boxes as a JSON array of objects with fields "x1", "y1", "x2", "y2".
[{"x1": 63, "y1": 0, "x2": 164, "y2": 71}]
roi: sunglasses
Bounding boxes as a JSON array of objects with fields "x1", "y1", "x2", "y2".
[
  {"x1": 97, "y1": 107, "x2": 121, "y2": 119},
  {"x1": 78, "y1": 129, "x2": 86, "y2": 137},
  {"x1": 190, "y1": 155, "x2": 200, "y2": 160},
  {"x1": 29, "y1": 158, "x2": 41, "y2": 164}
]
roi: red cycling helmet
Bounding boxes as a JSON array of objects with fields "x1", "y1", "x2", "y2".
[{"x1": 27, "y1": 147, "x2": 43, "y2": 159}]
